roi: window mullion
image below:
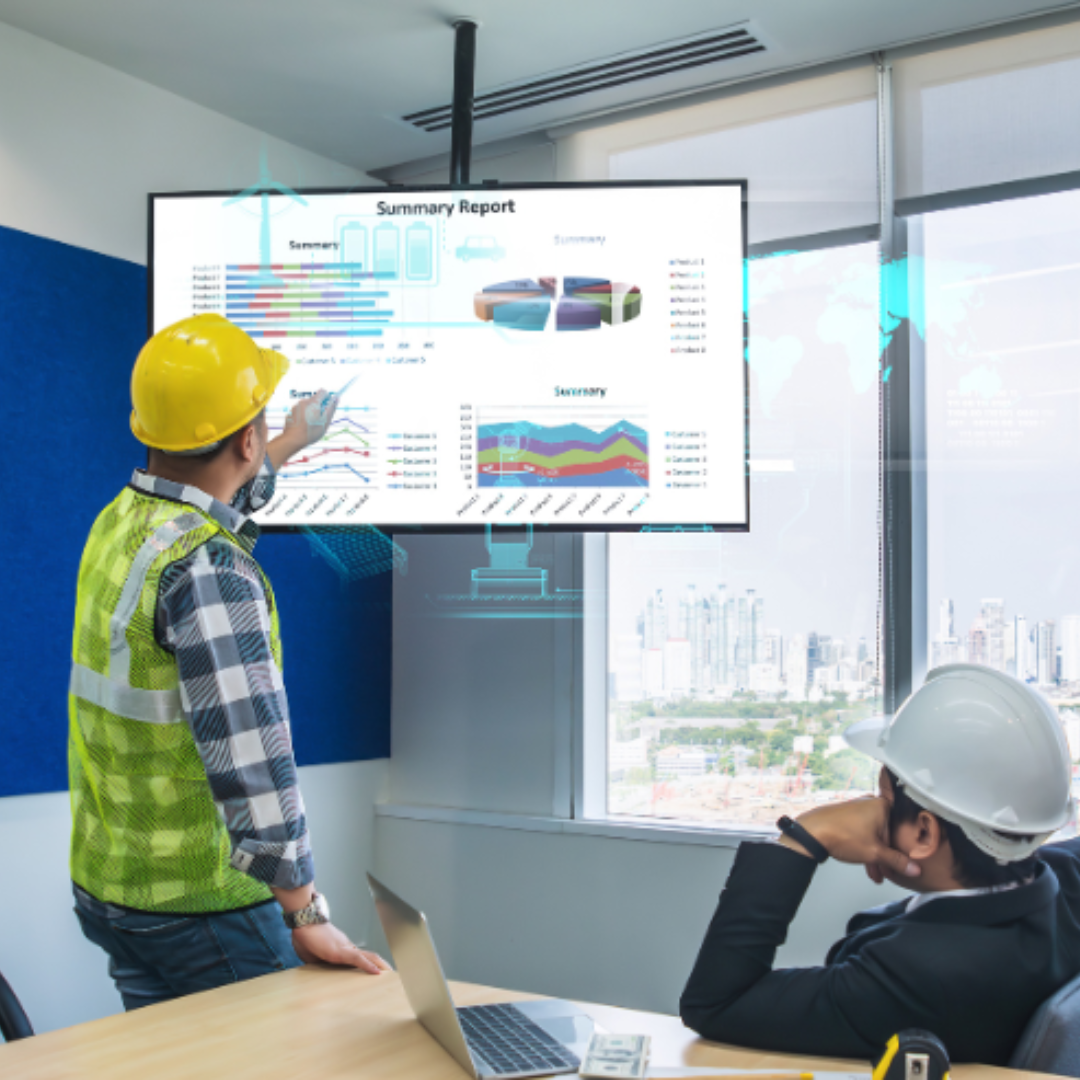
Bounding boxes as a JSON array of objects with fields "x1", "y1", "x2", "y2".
[{"x1": 879, "y1": 55, "x2": 926, "y2": 714}]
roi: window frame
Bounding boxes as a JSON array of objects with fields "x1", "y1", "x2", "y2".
[
  {"x1": 574, "y1": 52, "x2": 1080, "y2": 837},
  {"x1": 574, "y1": 228, "x2": 886, "y2": 839}
]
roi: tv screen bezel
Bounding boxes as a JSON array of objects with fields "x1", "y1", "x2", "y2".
[{"x1": 147, "y1": 179, "x2": 749, "y2": 534}]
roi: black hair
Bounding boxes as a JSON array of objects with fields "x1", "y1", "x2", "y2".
[
  {"x1": 151, "y1": 411, "x2": 266, "y2": 466},
  {"x1": 885, "y1": 769, "x2": 1037, "y2": 888}
]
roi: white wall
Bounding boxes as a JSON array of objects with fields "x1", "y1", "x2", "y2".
[
  {"x1": 395, "y1": 142, "x2": 557, "y2": 187},
  {"x1": 0, "y1": 16, "x2": 387, "y2": 1036},
  {"x1": 0, "y1": 18, "x2": 372, "y2": 264},
  {"x1": 388, "y1": 533, "x2": 576, "y2": 817},
  {"x1": 379, "y1": 535, "x2": 906, "y2": 1015},
  {"x1": 372, "y1": 815, "x2": 903, "y2": 1017},
  {"x1": 0, "y1": 761, "x2": 387, "y2": 1035}
]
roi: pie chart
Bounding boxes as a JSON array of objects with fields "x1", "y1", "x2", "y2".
[{"x1": 473, "y1": 277, "x2": 642, "y2": 332}]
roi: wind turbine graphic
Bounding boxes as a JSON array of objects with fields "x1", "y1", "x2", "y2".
[{"x1": 224, "y1": 143, "x2": 307, "y2": 286}]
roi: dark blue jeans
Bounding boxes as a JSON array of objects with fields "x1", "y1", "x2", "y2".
[{"x1": 73, "y1": 884, "x2": 301, "y2": 1010}]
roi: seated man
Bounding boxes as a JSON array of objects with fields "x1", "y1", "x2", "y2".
[{"x1": 680, "y1": 664, "x2": 1080, "y2": 1065}]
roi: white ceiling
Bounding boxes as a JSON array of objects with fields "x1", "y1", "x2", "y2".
[{"x1": 1, "y1": 0, "x2": 1078, "y2": 175}]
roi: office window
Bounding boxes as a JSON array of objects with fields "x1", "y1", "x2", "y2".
[
  {"x1": 610, "y1": 97, "x2": 877, "y2": 247},
  {"x1": 558, "y1": 68, "x2": 878, "y2": 247},
  {"x1": 605, "y1": 244, "x2": 882, "y2": 830},
  {"x1": 894, "y1": 21, "x2": 1080, "y2": 202},
  {"x1": 923, "y1": 189, "x2": 1080, "y2": 833}
]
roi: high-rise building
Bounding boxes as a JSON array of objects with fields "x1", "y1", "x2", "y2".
[
  {"x1": 826, "y1": 638, "x2": 844, "y2": 666},
  {"x1": 708, "y1": 586, "x2": 730, "y2": 688},
  {"x1": 931, "y1": 636, "x2": 965, "y2": 668},
  {"x1": 808, "y1": 633, "x2": 829, "y2": 682},
  {"x1": 931, "y1": 597, "x2": 964, "y2": 669},
  {"x1": 735, "y1": 595, "x2": 751, "y2": 687},
  {"x1": 688, "y1": 587, "x2": 709, "y2": 692},
  {"x1": 643, "y1": 589, "x2": 668, "y2": 650},
  {"x1": 1061, "y1": 615, "x2": 1080, "y2": 684},
  {"x1": 664, "y1": 638, "x2": 692, "y2": 697},
  {"x1": 749, "y1": 663, "x2": 781, "y2": 695},
  {"x1": 786, "y1": 634, "x2": 809, "y2": 700},
  {"x1": 763, "y1": 629, "x2": 784, "y2": 676},
  {"x1": 981, "y1": 599, "x2": 1007, "y2": 672},
  {"x1": 968, "y1": 618, "x2": 988, "y2": 667},
  {"x1": 750, "y1": 590, "x2": 765, "y2": 664},
  {"x1": 725, "y1": 594, "x2": 738, "y2": 683},
  {"x1": 613, "y1": 633, "x2": 643, "y2": 701},
  {"x1": 939, "y1": 599, "x2": 955, "y2": 639},
  {"x1": 641, "y1": 649, "x2": 664, "y2": 698},
  {"x1": 1037, "y1": 621, "x2": 1057, "y2": 686},
  {"x1": 1011, "y1": 615, "x2": 1031, "y2": 680}
]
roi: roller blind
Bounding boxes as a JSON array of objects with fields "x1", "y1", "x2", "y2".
[
  {"x1": 555, "y1": 68, "x2": 878, "y2": 247},
  {"x1": 894, "y1": 18, "x2": 1080, "y2": 203}
]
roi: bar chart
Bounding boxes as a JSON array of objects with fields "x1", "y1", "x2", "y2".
[{"x1": 225, "y1": 263, "x2": 394, "y2": 339}]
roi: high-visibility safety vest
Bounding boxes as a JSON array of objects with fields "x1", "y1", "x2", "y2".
[{"x1": 68, "y1": 486, "x2": 281, "y2": 913}]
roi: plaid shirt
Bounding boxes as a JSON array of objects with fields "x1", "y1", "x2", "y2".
[{"x1": 128, "y1": 463, "x2": 315, "y2": 892}]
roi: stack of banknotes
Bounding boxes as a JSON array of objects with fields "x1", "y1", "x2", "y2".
[{"x1": 579, "y1": 1034, "x2": 652, "y2": 1079}]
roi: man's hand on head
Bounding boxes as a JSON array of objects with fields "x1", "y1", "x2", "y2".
[{"x1": 779, "y1": 796, "x2": 921, "y2": 880}]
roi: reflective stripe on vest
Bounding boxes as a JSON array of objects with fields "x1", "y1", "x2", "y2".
[
  {"x1": 68, "y1": 511, "x2": 206, "y2": 725},
  {"x1": 68, "y1": 665, "x2": 181, "y2": 725}
]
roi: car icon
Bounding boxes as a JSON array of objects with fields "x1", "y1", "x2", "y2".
[{"x1": 456, "y1": 236, "x2": 505, "y2": 262}]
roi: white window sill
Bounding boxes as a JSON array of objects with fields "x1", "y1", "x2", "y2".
[{"x1": 375, "y1": 802, "x2": 777, "y2": 848}]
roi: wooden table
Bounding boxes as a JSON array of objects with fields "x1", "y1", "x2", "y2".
[{"x1": 0, "y1": 968, "x2": 1052, "y2": 1080}]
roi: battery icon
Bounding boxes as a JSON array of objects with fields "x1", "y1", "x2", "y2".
[
  {"x1": 373, "y1": 222, "x2": 399, "y2": 279},
  {"x1": 406, "y1": 221, "x2": 433, "y2": 281}
]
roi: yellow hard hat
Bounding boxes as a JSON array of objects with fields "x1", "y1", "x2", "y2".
[{"x1": 131, "y1": 315, "x2": 290, "y2": 452}]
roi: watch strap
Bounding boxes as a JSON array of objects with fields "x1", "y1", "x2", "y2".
[
  {"x1": 282, "y1": 892, "x2": 329, "y2": 930},
  {"x1": 777, "y1": 815, "x2": 830, "y2": 863}
]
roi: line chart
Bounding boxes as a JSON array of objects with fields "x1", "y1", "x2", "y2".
[{"x1": 272, "y1": 403, "x2": 380, "y2": 489}]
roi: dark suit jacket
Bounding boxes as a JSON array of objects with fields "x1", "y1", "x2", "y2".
[{"x1": 680, "y1": 839, "x2": 1080, "y2": 1065}]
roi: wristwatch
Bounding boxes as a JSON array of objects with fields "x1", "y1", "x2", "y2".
[
  {"x1": 776, "y1": 815, "x2": 830, "y2": 864},
  {"x1": 282, "y1": 891, "x2": 330, "y2": 930}
]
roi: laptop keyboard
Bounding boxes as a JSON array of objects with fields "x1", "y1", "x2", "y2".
[{"x1": 457, "y1": 1003, "x2": 581, "y2": 1077}]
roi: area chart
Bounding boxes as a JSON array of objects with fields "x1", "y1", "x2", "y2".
[{"x1": 478, "y1": 418, "x2": 649, "y2": 487}]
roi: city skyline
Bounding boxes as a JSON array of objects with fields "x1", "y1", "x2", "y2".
[
  {"x1": 931, "y1": 596, "x2": 1080, "y2": 690},
  {"x1": 613, "y1": 583, "x2": 878, "y2": 703}
]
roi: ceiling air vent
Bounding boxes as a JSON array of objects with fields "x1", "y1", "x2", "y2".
[{"x1": 403, "y1": 26, "x2": 766, "y2": 132}]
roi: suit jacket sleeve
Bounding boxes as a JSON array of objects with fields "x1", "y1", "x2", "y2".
[{"x1": 680, "y1": 842, "x2": 915, "y2": 1059}]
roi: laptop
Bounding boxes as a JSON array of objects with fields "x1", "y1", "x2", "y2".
[{"x1": 367, "y1": 873, "x2": 595, "y2": 1079}]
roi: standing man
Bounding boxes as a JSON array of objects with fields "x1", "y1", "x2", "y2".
[{"x1": 69, "y1": 315, "x2": 388, "y2": 1009}]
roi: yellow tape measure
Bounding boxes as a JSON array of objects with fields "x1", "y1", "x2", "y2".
[{"x1": 873, "y1": 1031, "x2": 951, "y2": 1080}]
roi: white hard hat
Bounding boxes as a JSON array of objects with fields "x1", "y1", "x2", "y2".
[{"x1": 844, "y1": 664, "x2": 1072, "y2": 861}]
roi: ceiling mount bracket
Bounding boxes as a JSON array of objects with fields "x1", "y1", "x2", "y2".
[{"x1": 449, "y1": 18, "x2": 480, "y2": 185}]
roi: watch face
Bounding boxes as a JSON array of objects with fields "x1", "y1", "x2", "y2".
[{"x1": 314, "y1": 893, "x2": 330, "y2": 922}]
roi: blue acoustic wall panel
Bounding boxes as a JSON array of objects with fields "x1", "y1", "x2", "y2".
[{"x1": 0, "y1": 223, "x2": 390, "y2": 798}]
